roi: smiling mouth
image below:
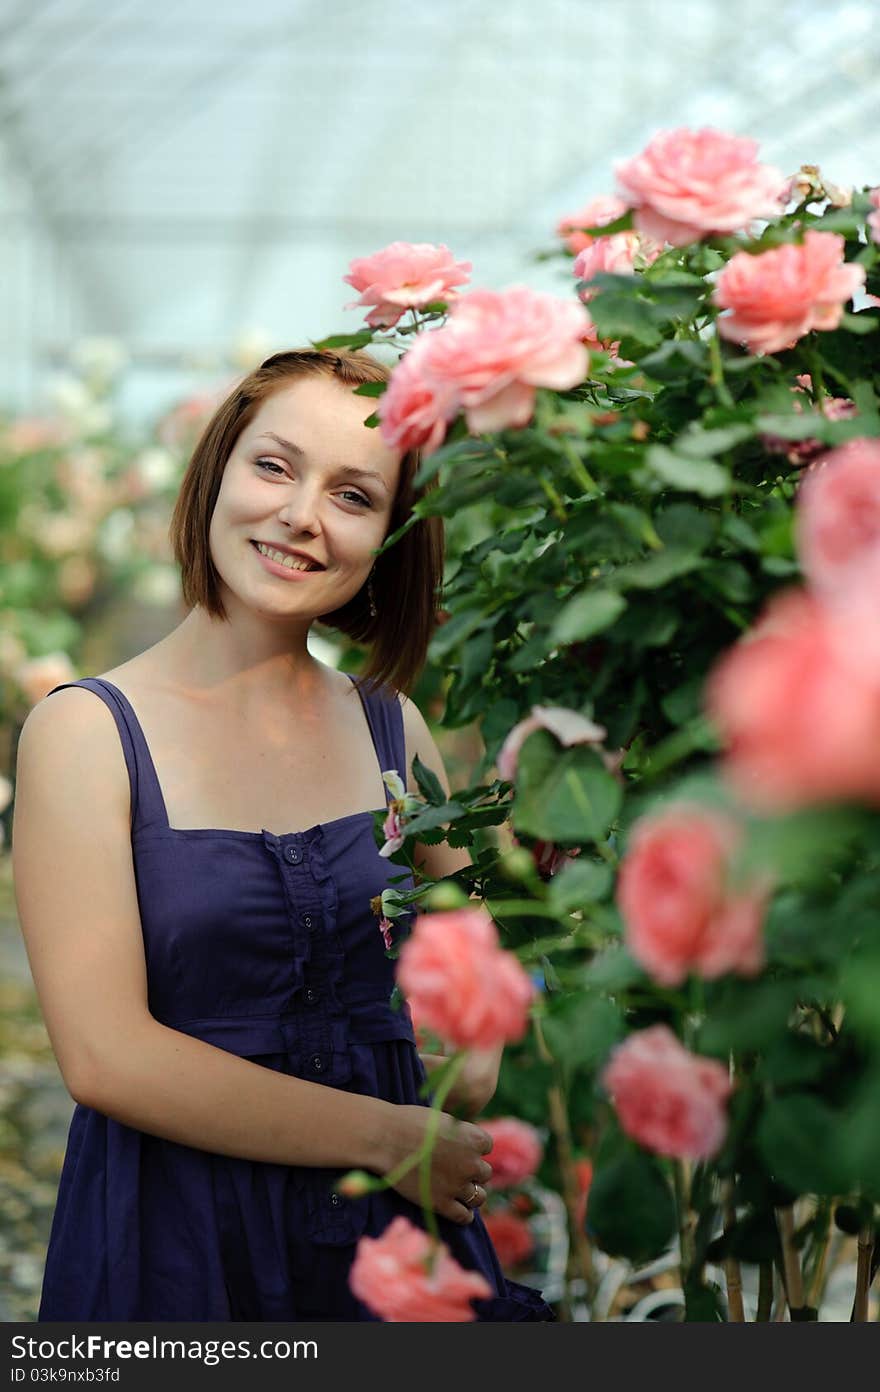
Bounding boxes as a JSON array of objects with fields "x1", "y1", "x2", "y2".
[{"x1": 250, "y1": 540, "x2": 324, "y2": 571}]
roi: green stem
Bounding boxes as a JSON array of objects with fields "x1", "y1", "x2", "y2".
[
  {"x1": 708, "y1": 331, "x2": 734, "y2": 408},
  {"x1": 378, "y1": 1052, "x2": 467, "y2": 1246},
  {"x1": 556, "y1": 436, "x2": 597, "y2": 495},
  {"x1": 539, "y1": 473, "x2": 569, "y2": 522}
]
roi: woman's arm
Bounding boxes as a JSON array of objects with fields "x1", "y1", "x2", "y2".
[
  {"x1": 11, "y1": 689, "x2": 492, "y2": 1224},
  {"x1": 397, "y1": 695, "x2": 505, "y2": 1116}
]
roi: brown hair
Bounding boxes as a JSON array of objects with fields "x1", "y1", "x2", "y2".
[{"x1": 168, "y1": 348, "x2": 444, "y2": 697}]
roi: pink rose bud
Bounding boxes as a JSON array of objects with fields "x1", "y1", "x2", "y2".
[
  {"x1": 712, "y1": 230, "x2": 865, "y2": 355},
  {"x1": 397, "y1": 907, "x2": 534, "y2": 1050},
  {"x1": 479, "y1": 1118, "x2": 544, "y2": 1188},
  {"x1": 349, "y1": 1216, "x2": 492, "y2": 1321},
  {"x1": 601, "y1": 1026, "x2": 732, "y2": 1161},
  {"x1": 615, "y1": 126, "x2": 788, "y2": 247},
  {"x1": 617, "y1": 805, "x2": 767, "y2": 986}
]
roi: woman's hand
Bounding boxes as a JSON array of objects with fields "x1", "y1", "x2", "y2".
[
  {"x1": 419, "y1": 1046, "x2": 503, "y2": 1117},
  {"x1": 382, "y1": 1104, "x2": 494, "y2": 1225}
]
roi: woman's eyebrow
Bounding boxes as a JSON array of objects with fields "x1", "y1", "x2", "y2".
[{"x1": 255, "y1": 431, "x2": 390, "y2": 492}]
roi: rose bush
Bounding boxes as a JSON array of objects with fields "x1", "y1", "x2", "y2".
[{"x1": 312, "y1": 129, "x2": 879, "y2": 1320}]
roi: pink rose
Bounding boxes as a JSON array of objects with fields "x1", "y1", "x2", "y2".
[
  {"x1": 868, "y1": 188, "x2": 880, "y2": 246},
  {"x1": 376, "y1": 331, "x2": 460, "y2": 456},
  {"x1": 480, "y1": 1118, "x2": 543, "y2": 1188},
  {"x1": 601, "y1": 1026, "x2": 732, "y2": 1160},
  {"x1": 380, "y1": 286, "x2": 591, "y2": 453},
  {"x1": 706, "y1": 588, "x2": 880, "y2": 811},
  {"x1": 796, "y1": 437, "x2": 880, "y2": 595},
  {"x1": 343, "y1": 241, "x2": 472, "y2": 329},
  {"x1": 483, "y1": 1209, "x2": 534, "y2": 1270},
  {"x1": 617, "y1": 805, "x2": 766, "y2": 986},
  {"x1": 712, "y1": 230, "x2": 866, "y2": 355},
  {"x1": 615, "y1": 127, "x2": 787, "y2": 247},
  {"x1": 432, "y1": 286, "x2": 591, "y2": 433},
  {"x1": 556, "y1": 194, "x2": 628, "y2": 255},
  {"x1": 349, "y1": 1216, "x2": 491, "y2": 1321},
  {"x1": 397, "y1": 907, "x2": 535, "y2": 1050},
  {"x1": 496, "y1": 705, "x2": 607, "y2": 783}
]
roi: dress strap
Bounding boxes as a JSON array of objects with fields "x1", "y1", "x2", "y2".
[
  {"x1": 42, "y1": 677, "x2": 168, "y2": 834},
  {"x1": 345, "y1": 673, "x2": 408, "y2": 796}
]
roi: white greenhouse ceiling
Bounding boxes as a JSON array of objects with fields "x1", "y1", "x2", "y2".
[{"x1": 1, "y1": 0, "x2": 878, "y2": 418}]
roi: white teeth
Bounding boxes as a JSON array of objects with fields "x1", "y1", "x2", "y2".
[{"x1": 255, "y1": 542, "x2": 316, "y2": 571}]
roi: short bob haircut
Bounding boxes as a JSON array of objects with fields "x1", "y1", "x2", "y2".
[{"x1": 168, "y1": 348, "x2": 444, "y2": 698}]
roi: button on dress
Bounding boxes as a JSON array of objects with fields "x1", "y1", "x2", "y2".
[{"x1": 37, "y1": 675, "x2": 555, "y2": 1322}]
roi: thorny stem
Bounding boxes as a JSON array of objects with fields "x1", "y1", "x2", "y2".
[
  {"x1": 539, "y1": 473, "x2": 569, "y2": 523},
  {"x1": 532, "y1": 1016, "x2": 597, "y2": 1318}
]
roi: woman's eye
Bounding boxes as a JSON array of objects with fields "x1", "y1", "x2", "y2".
[
  {"x1": 255, "y1": 458, "x2": 285, "y2": 475},
  {"x1": 341, "y1": 490, "x2": 372, "y2": 508},
  {"x1": 255, "y1": 459, "x2": 370, "y2": 508}
]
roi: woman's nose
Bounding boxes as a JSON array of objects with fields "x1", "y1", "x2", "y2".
[{"x1": 277, "y1": 486, "x2": 322, "y2": 534}]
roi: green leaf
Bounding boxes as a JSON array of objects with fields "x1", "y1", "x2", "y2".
[
  {"x1": 757, "y1": 1094, "x2": 855, "y2": 1196},
  {"x1": 613, "y1": 547, "x2": 702, "y2": 590},
  {"x1": 411, "y1": 752, "x2": 446, "y2": 806},
  {"x1": 640, "y1": 339, "x2": 708, "y2": 382},
  {"x1": 584, "y1": 946, "x2": 646, "y2": 991},
  {"x1": 513, "y1": 733, "x2": 622, "y2": 844},
  {"x1": 400, "y1": 801, "x2": 467, "y2": 837},
  {"x1": 647, "y1": 445, "x2": 731, "y2": 496},
  {"x1": 548, "y1": 858, "x2": 613, "y2": 913},
  {"x1": 588, "y1": 290, "x2": 662, "y2": 348},
  {"x1": 542, "y1": 993, "x2": 624, "y2": 1071},
  {"x1": 310, "y1": 329, "x2": 374, "y2": 349},
  {"x1": 840, "y1": 311, "x2": 879, "y2": 334},
  {"x1": 587, "y1": 1150, "x2": 678, "y2": 1263},
  {"x1": 550, "y1": 589, "x2": 626, "y2": 644},
  {"x1": 675, "y1": 423, "x2": 754, "y2": 457},
  {"x1": 351, "y1": 380, "x2": 386, "y2": 397}
]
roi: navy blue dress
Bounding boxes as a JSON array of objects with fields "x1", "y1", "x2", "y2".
[{"x1": 37, "y1": 675, "x2": 554, "y2": 1322}]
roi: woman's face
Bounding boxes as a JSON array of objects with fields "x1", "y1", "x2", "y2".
[{"x1": 208, "y1": 373, "x2": 401, "y2": 621}]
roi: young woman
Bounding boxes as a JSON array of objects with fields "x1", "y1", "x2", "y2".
[{"x1": 12, "y1": 348, "x2": 554, "y2": 1321}]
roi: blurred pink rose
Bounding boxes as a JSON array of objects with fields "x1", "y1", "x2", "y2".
[
  {"x1": 617, "y1": 804, "x2": 766, "y2": 986},
  {"x1": 377, "y1": 331, "x2": 460, "y2": 456},
  {"x1": 712, "y1": 230, "x2": 866, "y2": 354},
  {"x1": 483, "y1": 1209, "x2": 534, "y2": 1270},
  {"x1": 868, "y1": 188, "x2": 880, "y2": 245},
  {"x1": 615, "y1": 127, "x2": 787, "y2": 246},
  {"x1": 601, "y1": 1025, "x2": 732, "y2": 1160},
  {"x1": 349, "y1": 1216, "x2": 491, "y2": 1321},
  {"x1": 573, "y1": 234, "x2": 641, "y2": 302},
  {"x1": 397, "y1": 907, "x2": 534, "y2": 1050},
  {"x1": 15, "y1": 653, "x2": 77, "y2": 707},
  {"x1": 706, "y1": 588, "x2": 880, "y2": 811},
  {"x1": 796, "y1": 437, "x2": 880, "y2": 594},
  {"x1": 480, "y1": 1118, "x2": 543, "y2": 1187},
  {"x1": 343, "y1": 241, "x2": 472, "y2": 329},
  {"x1": 496, "y1": 705, "x2": 607, "y2": 783},
  {"x1": 556, "y1": 194, "x2": 628, "y2": 255}
]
